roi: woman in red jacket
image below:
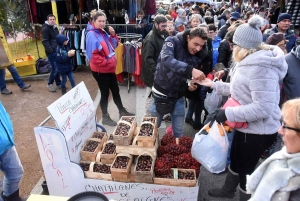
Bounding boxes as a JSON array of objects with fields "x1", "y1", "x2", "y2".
[{"x1": 86, "y1": 11, "x2": 134, "y2": 126}]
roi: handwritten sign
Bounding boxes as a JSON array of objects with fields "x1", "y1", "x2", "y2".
[{"x1": 47, "y1": 82, "x2": 96, "y2": 162}]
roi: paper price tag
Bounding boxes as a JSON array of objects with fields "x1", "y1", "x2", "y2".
[{"x1": 173, "y1": 168, "x2": 178, "y2": 179}]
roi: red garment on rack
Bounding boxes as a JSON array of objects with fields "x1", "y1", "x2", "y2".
[
  {"x1": 133, "y1": 46, "x2": 145, "y2": 87},
  {"x1": 116, "y1": 73, "x2": 124, "y2": 83}
]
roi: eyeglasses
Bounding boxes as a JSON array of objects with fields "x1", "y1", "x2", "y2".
[{"x1": 281, "y1": 121, "x2": 300, "y2": 133}]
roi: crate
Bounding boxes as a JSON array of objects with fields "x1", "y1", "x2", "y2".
[
  {"x1": 134, "y1": 151, "x2": 155, "y2": 183},
  {"x1": 113, "y1": 120, "x2": 134, "y2": 146},
  {"x1": 86, "y1": 162, "x2": 112, "y2": 181},
  {"x1": 80, "y1": 139, "x2": 104, "y2": 161},
  {"x1": 120, "y1": 116, "x2": 137, "y2": 129},
  {"x1": 98, "y1": 140, "x2": 116, "y2": 164},
  {"x1": 153, "y1": 168, "x2": 197, "y2": 187},
  {"x1": 110, "y1": 153, "x2": 133, "y2": 181},
  {"x1": 6, "y1": 56, "x2": 36, "y2": 78},
  {"x1": 136, "y1": 121, "x2": 157, "y2": 147},
  {"x1": 116, "y1": 135, "x2": 158, "y2": 156}
]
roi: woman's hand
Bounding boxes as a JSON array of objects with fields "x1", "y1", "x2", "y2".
[
  {"x1": 108, "y1": 26, "x2": 115, "y2": 36},
  {"x1": 215, "y1": 70, "x2": 226, "y2": 80},
  {"x1": 196, "y1": 78, "x2": 213, "y2": 87}
]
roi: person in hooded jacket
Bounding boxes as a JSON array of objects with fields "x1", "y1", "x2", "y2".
[
  {"x1": 198, "y1": 16, "x2": 288, "y2": 200},
  {"x1": 218, "y1": 9, "x2": 230, "y2": 29},
  {"x1": 150, "y1": 27, "x2": 207, "y2": 138},
  {"x1": 175, "y1": 9, "x2": 188, "y2": 32},
  {"x1": 0, "y1": 102, "x2": 25, "y2": 201},
  {"x1": 55, "y1": 34, "x2": 76, "y2": 95},
  {"x1": 85, "y1": 11, "x2": 134, "y2": 126}
]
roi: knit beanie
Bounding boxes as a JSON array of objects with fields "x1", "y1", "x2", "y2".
[
  {"x1": 177, "y1": 9, "x2": 186, "y2": 17},
  {"x1": 233, "y1": 15, "x2": 263, "y2": 49},
  {"x1": 277, "y1": 13, "x2": 292, "y2": 23}
]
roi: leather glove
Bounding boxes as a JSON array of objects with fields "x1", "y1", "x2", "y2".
[{"x1": 208, "y1": 109, "x2": 227, "y2": 127}]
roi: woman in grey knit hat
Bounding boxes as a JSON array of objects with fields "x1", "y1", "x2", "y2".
[{"x1": 198, "y1": 15, "x2": 288, "y2": 200}]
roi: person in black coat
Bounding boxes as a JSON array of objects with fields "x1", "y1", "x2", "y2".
[{"x1": 217, "y1": 12, "x2": 241, "y2": 39}]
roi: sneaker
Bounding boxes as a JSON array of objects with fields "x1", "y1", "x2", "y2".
[
  {"x1": 163, "y1": 114, "x2": 171, "y2": 122},
  {"x1": 119, "y1": 108, "x2": 135, "y2": 119},
  {"x1": 102, "y1": 113, "x2": 117, "y2": 126},
  {"x1": 20, "y1": 84, "x2": 31, "y2": 90},
  {"x1": 1, "y1": 88, "x2": 12, "y2": 95},
  {"x1": 47, "y1": 84, "x2": 56, "y2": 92}
]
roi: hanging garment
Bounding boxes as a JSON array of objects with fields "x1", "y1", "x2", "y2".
[{"x1": 115, "y1": 42, "x2": 124, "y2": 75}]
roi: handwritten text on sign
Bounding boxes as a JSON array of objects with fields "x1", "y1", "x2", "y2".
[{"x1": 47, "y1": 82, "x2": 95, "y2": 141}]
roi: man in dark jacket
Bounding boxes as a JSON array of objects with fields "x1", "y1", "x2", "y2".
[
  {"x1": 283, "y1": 41, "x2": 300, "y2": 100},
  {"x1": 218, "y1": 9, "x2": 230, "y2": 29},
  {"x1": 42, "y1": 14, "x2": 61, "y2": 92},
  {"x1": 263, "y1": 13, "x2": 296, "y2": 53},
  {"x1": 217, "y1": 12, "x2": 240, "y2": 39},
  {"x1": 141, "y1": 15, "x2": 168, "y2": 115},
  {"x1": 150, "y1": 28, "x2": 207, "y2": 138}
]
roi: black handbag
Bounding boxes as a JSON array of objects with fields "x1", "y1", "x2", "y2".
[{"x1": 154, "y1": 96, "x2": 178, "y2": 114}]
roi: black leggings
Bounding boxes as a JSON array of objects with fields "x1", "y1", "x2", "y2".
[
  {"x1": 92, "y1": 72, "x2": 124, "y2": 115},
  {"x1": 230, "y1": 130, "x2": 277, "y2": 190}
]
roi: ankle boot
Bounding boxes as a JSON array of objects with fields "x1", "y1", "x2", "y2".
[
  {"x1": 238, "y1": 185, "x2": 251, "y2": 201},
  {"x1": 208, "y1": 165, "x2": 240, "y2": 198},
  {"x1": 1, "y1": 189, "x2": 25, "y2": 201},
  {"x1": 102, "y1": 113, "x2": 117, "y2": 126},
  {"x1": 61, "y1": 87, "x2": 67, "y2": 95},
  {"x1": 119, "y1": 108, "x2": 134, "y2": 119}
]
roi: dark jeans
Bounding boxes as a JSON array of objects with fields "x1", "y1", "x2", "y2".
[
  {"x1": 230, "y1": 130, "x2": 277, "y2": 190},
  {"x1": 47, "y1": 53, "x2": 61, "y2": 86},
  {"x1": 186, "y1": 99, "x2": 203, "y2": 126},
  {"x1": 92, "y1": 72, "x2": 124, "y2": 115},
  {"x1": 61, "y1": 71, "x2": 76, "y2": 88}
]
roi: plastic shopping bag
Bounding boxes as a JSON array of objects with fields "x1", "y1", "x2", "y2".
[
  {"x1": 204, "y1": 89, "x2": 222, "y2": 114},
  {"x1": 166, "y1": 125, "x2": 173, "y2": 135},
  {"x1": 191, "y1": 121, "x2": 229, "y2": 174}
]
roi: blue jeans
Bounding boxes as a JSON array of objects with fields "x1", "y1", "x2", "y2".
[
  {"x1": 0, "y1": 146, "x2": 24, "y2": 197},
  {"x1": 150, "y1": 93, "x2": 185, "y2": 138},
  {"x1": 61, "y1": 71, "x2": 76, "y2": 88},
  {"x1": 186, "y1": 99, "x2": 203, "y2": 126},
  {"x1": 226, "y1": 130, "x2": 235, "y2": 165},
  {"x1": 0, "y1": 66, "x2": 25, "y2": 90},
  {"x1": 47, "y1": 53, "x2": 61, "y2": 86}
]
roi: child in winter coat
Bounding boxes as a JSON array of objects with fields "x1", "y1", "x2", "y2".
[{"x1": 55, "y1": 34, "x2": 76, "y2": 95}]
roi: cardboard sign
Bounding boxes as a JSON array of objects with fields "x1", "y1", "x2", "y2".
[{"x1": 47, "y1": 82, "x2": 96, "y2": 162}]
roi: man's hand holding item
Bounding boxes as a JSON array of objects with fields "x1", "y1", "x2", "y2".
[{"x1": 192, "y1": 68, "x2": 205, "y2": 82}]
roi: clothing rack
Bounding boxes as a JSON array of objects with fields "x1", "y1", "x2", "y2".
[{"x1": 118, "y1": 34, "x2": 142, "y2": 93}]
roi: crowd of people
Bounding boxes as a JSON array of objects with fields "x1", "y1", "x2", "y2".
[{"x1": 1, "y1": 1, "x2": 300, "y2": 201}]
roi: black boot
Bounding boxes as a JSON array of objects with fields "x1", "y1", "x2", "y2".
[
  {"x1": 102, "y1": 113, "x2": 117, "y2": 126},
  {"x1": 208, "y1": 165, "x2": 240, "y2": 198},
  {"x1": 1, "y1": 189, "x2": 25, "y2": 201},
  {"x1": 61, "y1": 87, "x2": 67, "y2": 95},
  {"x1": 119, "y1": 108, "x2": 134, "y2": 119},
  {"x1": 239, "y1": 185, "x2": 251, "y2": 201}
]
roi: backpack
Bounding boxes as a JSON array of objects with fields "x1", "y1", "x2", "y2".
[{"x1": 35, "y1": 58, "x2": 52, "y2": 74}]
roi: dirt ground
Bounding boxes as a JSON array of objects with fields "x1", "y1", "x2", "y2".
[{"x1": 0, "y1": 67, "x2": 102, "y2": 197}]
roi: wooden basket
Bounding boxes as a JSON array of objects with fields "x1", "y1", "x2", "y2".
[
  {"x1": 85, "y1": 162, "x2": 112, "y2": 181},
  {"x1": 113, "y1": 162, "x2": 136, "y2": 182},
  {"x1": 80, "y1": 139, "x2": 103, "y2": 161},
  {"x1": 136, "y1": 121, "x2": 157, "y2": 147},
  {"x1": 98, "y1": 140, "x2": 116, "y2": 165},
  {"x1": 111, "y1": 153, "x2": 133, "y2": 180},
  {"x1": 78, "y1": 161, "x2": 92, "y2": 178},
  {"x1": 113, "y1": 120, "x2": 134, "y2": 146},
  {"x1": 116, "y1": 135, "x2": 158, "y2": 156},
  {"x1": 120, "y1": 116, "x2": 137, "y2": 129},
  {"x1": 153, "y1": 168, "x2": 197, "y2": 187},
  {"x1": 134, "y1": 151, "x2": 155, "y2": 183},
  {"x1": 142, "y1": 117, "x2": 158, "y2": 130},
  {"x1": 89, "y1": 132, "x2": 108, "y2": 143}
]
